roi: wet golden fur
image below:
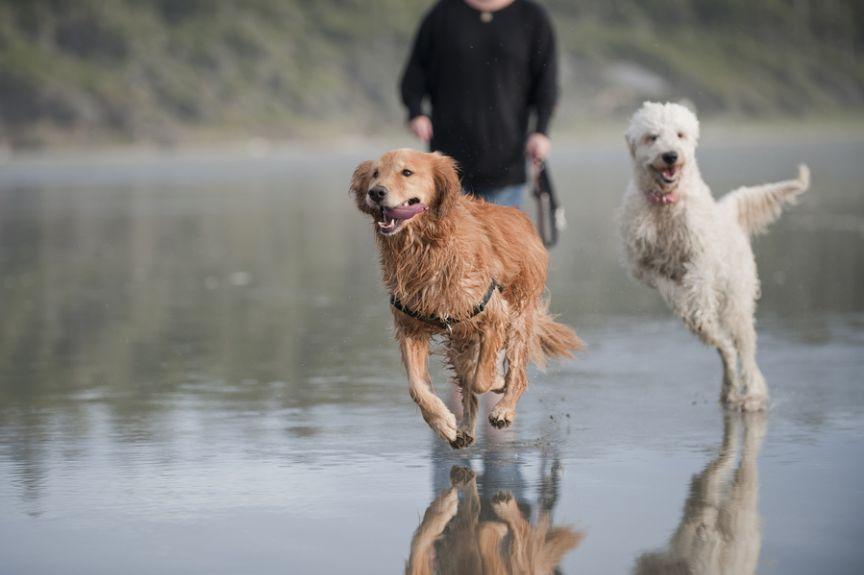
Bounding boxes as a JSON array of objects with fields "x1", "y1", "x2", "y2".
[{"x1": 350, "y1": 149, "x2": 581, "y2": 448}]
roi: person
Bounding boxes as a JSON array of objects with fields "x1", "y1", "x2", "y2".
[{"x1": 400, "y1": 0, "x2": 558, "y2": 208}]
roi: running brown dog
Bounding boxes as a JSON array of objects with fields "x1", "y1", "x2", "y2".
[{"x1": 349, "y1": 149, "x2": 581, "y2": 448}]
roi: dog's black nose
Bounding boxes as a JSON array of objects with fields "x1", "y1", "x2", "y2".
[
  {"x1": 368, "y1": 185, "x2": 387, "y2": 203},
  {"x1": 662, "y1": 151, "x2": 678, "y2": 165}
]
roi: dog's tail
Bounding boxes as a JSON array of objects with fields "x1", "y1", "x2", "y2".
[
  {"x1": 531, "y1": 302, "x2": 583, "y2": 370},
  {"x1": 721, "y1": 164, "x2": 810, "y2": 236}
]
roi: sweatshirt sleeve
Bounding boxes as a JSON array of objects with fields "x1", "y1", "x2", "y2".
[
  {"x1": 528, "y1": 6, "x2": 558, "y2": 135},
  {"x1": 400, "y1": 11, "x2": 434, "y2": 121}
]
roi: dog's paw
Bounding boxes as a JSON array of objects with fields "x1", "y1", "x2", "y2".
[
  {"x1": 424, "y1": 411, "x2": 458, "y2": 443},
  {"x1": 449, "y1": 465, "x2": 475, "y2": 485},
  {"x1": 739, "y1": 395, "x2": 769, "y2": 412},
  {"x1": 449, "y1": 430, "x2": 475, "y2": 450},
  {"x1": 725, "y1": 393, "x2": 768, "y2": 412},
  {"x1": 488, "y1": 405, "x2": 515, "y2": 429}
]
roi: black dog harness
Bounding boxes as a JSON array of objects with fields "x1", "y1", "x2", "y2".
[{"x1": 390, "y1": 280, "x2": 501, "y2": 332}]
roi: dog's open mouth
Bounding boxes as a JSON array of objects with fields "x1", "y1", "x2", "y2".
[
  {"x1": 377, "y1": 197, "x2": 427, "y2": 235},
  {"x1": 646, "y1": 164, "x2": 683, "y2": 205},
  {"x1": 652, "y1": 164, "x2": 681, "y2": 185}
]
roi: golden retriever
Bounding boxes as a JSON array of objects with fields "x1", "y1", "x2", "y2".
[{"x1": 349, "y1": 149, "x2": 581, "y2": 448}]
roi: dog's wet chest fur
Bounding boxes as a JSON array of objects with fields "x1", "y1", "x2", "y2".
[
  {"x1": 379, "y1": 235, "x2": 490, "y2": 322},
  {"x1": 636, "y1": 208, "x2": 695, "y2": 282}
]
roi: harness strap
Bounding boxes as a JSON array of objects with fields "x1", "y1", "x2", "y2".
[{"x1": 390, "y1": 280, "x2": 501, "y2": 331}]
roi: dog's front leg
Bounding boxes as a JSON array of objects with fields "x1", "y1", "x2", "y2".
[
  {"x1": 729, "y1": 318, "x2": 768, "y2": 411},
  {"x1": 688, "y1": 317, "x2": 742, "y2": 403},
  {"x1": 401, "y1": 335, "x2": 459, "y2": 445}
]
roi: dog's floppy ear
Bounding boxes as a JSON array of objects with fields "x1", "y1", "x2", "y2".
[
  {"x1": 431, "y1": 152, "x2": 461, "y2": 217},
  {"x1": 349, "y1": 160, "x2": 374, "y2": 212},
  {"x1": 625, "y1": 134, "x2": 636, "y2": 158}
]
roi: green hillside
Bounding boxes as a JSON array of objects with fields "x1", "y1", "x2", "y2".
[{"x1": 1, "y1": 0, "x2": 862, "y2": 148}]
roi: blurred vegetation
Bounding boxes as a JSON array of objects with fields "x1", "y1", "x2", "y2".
[{"x1": 0, "y1": 0, "x2": 862, "y2": 148}]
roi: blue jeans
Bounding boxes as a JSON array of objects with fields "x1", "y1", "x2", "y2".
[{"x1": 472, "y1": 184, "x2": 525, "y2": 209}]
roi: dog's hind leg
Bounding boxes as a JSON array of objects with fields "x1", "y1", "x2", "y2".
[
  {"x1": 401, "y1": 336, "x2": 459, "y2": 445},
  {"x1": 489, "y1": 309, "x2": 533, "y2": 429},
  {"x1": 472, "y1": 324, "x2": 506, "y2": 395},
  {"x1": 456, "y1": 326, "x2": 507, "y2": 443}
]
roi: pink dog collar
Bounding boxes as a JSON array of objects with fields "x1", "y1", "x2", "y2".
[{"x1": 645, "y1": 188, "x2": 679, "y2": 205}]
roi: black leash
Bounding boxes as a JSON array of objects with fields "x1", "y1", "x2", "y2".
[
  {"x1": 531, "y1": 160, "x2": 567, "y2": 248},
  {"x1": 390, "y1": 280, "x2": 500, "y2": 332}
]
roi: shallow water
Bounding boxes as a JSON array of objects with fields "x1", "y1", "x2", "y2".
[{"x1": 1, "y1": 134, "x2": 863, "y2": 574}]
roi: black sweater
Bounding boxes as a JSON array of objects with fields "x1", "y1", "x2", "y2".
[{"x1": 400, "y1": 0, "x2": 558, "y2": 191}]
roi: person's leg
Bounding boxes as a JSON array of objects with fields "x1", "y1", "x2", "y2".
[{"x1": 474, "y1": 184, "x2": 525, "y2": 209}]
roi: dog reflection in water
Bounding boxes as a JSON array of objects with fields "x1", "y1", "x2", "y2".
[
  {"x1": 634, "y1": 413, "x2": 767, "y2": 575},
  {"x1": 406, "y1": 464, "x2": 583, "y2": 575}
]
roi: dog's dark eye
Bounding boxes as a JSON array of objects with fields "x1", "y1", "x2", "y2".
[
  {"x1": 372, "y1": 169, "x2": 379, "y2": 179},
  {"x1": 646, "y1": 135, "x2": 658, "y2": 144},
  {"x1": 677, "y1": 132, "x2": 685, "y2": 139},
  {"x1": 402, "y1": 169, "x2": 413, "y2": 177}
]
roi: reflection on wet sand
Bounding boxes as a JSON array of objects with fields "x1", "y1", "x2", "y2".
[
  {"x1": 1, "y1": 142, "x2": 862, "y2": 574},
  {"x1": 406, "y1": 457, "x2": 583, "y2": 575},
  {"x1": 634, "y1": 413, "x2": 766, "y2": 575}
]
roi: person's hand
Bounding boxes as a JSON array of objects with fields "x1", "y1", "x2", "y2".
[
  {"x1": 525, "y1": 133, "x2": 550, "y2": 165},
  {"x1": 409, "y1": 115, "x2": 433, "y2": 142}
]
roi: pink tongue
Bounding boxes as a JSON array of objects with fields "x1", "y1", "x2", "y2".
[{"x1": 383, "y1": 203, "x2": 427, "y2": 220}]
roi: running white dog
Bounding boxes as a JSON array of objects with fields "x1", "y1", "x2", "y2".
[{"x1": 619, "y1": 102, "x2": 810, "y2": 411}]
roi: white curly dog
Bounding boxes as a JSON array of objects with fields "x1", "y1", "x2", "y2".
[{"x1": 619, "y1": 102, "x2": 810, "y2": 411}]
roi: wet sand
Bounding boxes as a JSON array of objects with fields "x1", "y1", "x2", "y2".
[{"x1": 1, "y1": 134, "x2": 863, "y2": 573}]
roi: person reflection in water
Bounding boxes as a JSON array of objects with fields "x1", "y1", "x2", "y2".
[
  {"x1": 406, "y1": 453, "x2": 582, "y2": 574},
  {"x1": 634, "y1": 413, "x2": 767, "y2": 575}
]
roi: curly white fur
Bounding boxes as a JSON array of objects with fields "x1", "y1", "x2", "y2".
[{"x1": 619, "y1": 102, "x2": 811, "y2": 410}]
